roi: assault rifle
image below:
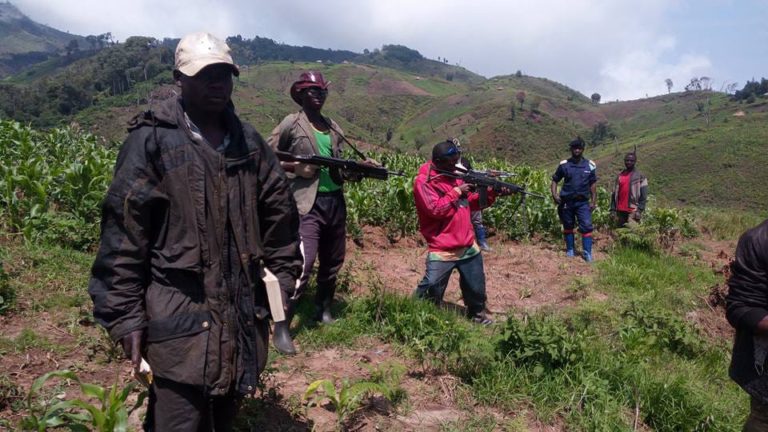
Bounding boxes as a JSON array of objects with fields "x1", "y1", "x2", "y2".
[
  {"x1": 434, "y1": 166, "x2": 546, "y2": 199},
  {"x1": 275, "y1": 151, "x2": 404, "y2": 180},
  {"x1": 469, "y1": 169, "x2": 516, "y2": 178}
]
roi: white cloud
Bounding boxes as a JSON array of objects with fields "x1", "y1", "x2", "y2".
[{"x1": 10, "y1": 0, "x2": 763, "y2": 100}]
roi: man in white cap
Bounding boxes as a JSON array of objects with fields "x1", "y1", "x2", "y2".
[{"x1": 89, "y1": 32, "x2": 302, "y2": 431}]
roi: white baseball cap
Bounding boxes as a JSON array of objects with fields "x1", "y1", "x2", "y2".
[{"x1": 174, "y1": 32, "x2": 239, "y2": 77}]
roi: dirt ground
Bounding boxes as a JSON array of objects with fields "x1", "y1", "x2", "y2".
[{"x1": 0, "y1": 230, "x2": 735, "y2": 431}]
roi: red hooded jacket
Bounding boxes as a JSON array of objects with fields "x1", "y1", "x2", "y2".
[{"x1": 413, "y1": 162, "x2": 496, "y2": 252}]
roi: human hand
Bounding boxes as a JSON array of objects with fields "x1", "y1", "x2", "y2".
[
  {"x1": 498, "y1": 186, "x2": 516, "y2": 196},
  {"x1": 361, "y1": 157, "x2": 382, "y2": 167},
  {"x1": 632, "y1": 211, "x2": 642, "y2": 222},
  {"x1": 552, "y1": 195, "x2": 561, "y2": 205},
  {"x1": 121, "y1": 329, "x2": 144, "y2": 369},
  {"x1": 294, "y1": 163, "x2": 317, "y2": 178},
  {"x1": 454, "y1": 183, "x2": 473, "y2": 196}
]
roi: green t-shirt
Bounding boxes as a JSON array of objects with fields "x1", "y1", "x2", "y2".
[{"x1": 314, "y1": 128, "x2": 341, "y2": 193}]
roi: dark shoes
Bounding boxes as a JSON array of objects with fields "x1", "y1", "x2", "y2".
[
  {"x1": 470, "y1": 312, "x2": 494, "y2": 325},
  {"x1": 272, "y1": 321, "x2": 296, "y2": 355},
  {"x1": 313, "y1": 303, "x2": 335, "y2": 324}
]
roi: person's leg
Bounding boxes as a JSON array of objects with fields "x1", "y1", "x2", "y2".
[
  {"x1": 744, "y1": 396, "x2": 768, "y2": 432},
  {"x1": 616, "y1": 211, "x2": 630, "y2": 227},
  {"x1": 208, "y1": 394, "x2": 242, "y2": 432},
  {"x1": 455, "y1": 254, "x2": 489, "y2": 322},
  {"x1": 576, "y1": 201, "x2": 594, "y2": 262},
  {"x1": 414, "y1": 258, "x2": 455, "y2": 304},
  {"x1": 471, "y1": 210, "x2": 490, "y2": 251},
  {"x1": 315, "y1": 194, "x2": 347, "y2": 322},
  {"x1": 559, "y1": 202, "x2": 576, "y2": 256},
  {"x1": 273, "y1": 205, "x2": 322, "y2": 354},
  {"x1": 148, "y1": 377, "x2": 206, "y2": 431}
]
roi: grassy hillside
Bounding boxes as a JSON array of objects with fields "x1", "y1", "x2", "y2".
[
  {"x1": 592, "y1": 93, "x2": 768, "y2": 212},
  {"x1": 0, "y1": 2, "x2": 86, "y2": 77},
  {"x1": 69, "y1": 61, "x2": 768, "y2": 214}
]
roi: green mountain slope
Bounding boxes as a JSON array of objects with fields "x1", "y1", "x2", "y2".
[
  {"x1": 0, "y1": 2, "x2": 86, "y2": 77},
  {"x1": 0, "y1": 9, "x2": 765, "y2": 214}
]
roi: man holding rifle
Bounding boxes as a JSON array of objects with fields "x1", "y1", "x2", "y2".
[
  {"x1": 413, "y1": 140, "x2": 514, "y2": 325},
  {"x1": 268, "y1": 71, "x2": 380, "y2": 354}
]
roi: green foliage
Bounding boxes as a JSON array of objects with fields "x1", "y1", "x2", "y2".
[
  {"x1": 694, "y1": 208, "x2": 762, "y2": 240},
  {"x1": 0, "y1": 373, "x2": 24, "y2": 412},
  {"x1": 0, "y1": 120, "x2": 115, "y2": 249},
  {"x1": 499, "y1": 313, "x2": 588, "y2": 372},
  {"x1": 618, "y1": 303, "x2": 705, "y2": 357},
  {"x1": 19, "y1": 369, "x2": 147, "y2": 432},
  {"x1": 304, "y1": 378, "x2": 387, "y2": 429},
  {"x1": 732, "y1": 78, "x2": 768, "y2": 102},
  {"x1": 359, "y1": 291, "x2": 472, "y2": 371},
  {"x1": 0, "y1": 260, "x2": 14, "y2": 315},
  {"x1": 363, "y1": 362, "x2": 408, "y2": 406},
  {"x1": 1, "y1": 37, "x2": 173, "y2": 125},
  {"x1": 614, "y1": 205, "x2": 698, "y2": 252}
]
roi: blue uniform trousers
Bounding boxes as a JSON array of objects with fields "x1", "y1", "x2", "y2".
[{"x1": 558, "y1": 199, "x2": 593, "y2": 234}]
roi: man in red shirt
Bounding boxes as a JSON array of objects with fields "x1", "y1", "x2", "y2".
[
  {"x1": 413, "y1": 140, "x2": 512, "y2": 324},
  {"x1": 610, "y1": 152, "x2": 648, "y2": 227}
]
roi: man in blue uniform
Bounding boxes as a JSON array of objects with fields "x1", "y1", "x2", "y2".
[{"x1": 550, "y1": 137, "x2": 597, "y2": 262}]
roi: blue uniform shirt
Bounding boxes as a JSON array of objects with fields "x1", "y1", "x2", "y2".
[{"x1": 552, "y1": 157, "x2": 597, "y2": 200}]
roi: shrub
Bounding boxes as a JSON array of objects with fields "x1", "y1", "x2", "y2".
[
  {"x1": 0, "y1": 261, "x2": 14, "y2": 315},
  {"x1": 499, "y1": 314, "x2": 589, "y2": 372}
]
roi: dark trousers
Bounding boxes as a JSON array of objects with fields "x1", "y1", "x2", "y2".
[
  {"x1": 744, "y1": 396, "x2": 768, "y2": 431},
  {"x1": 413, "y1": 253, "x2": 487, "y2": 317},
  {"x1": 144, "y1": 377, "x2": 240, "y2": 432},
  {"x1": 296, "y1": 191, "x2": 347, "y2": 304},
  {"x1": 558, "y1": 199, "x2": 593, "y2": 233}
]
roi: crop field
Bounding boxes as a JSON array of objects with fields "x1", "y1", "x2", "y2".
[{"x1": 0, "y1": 120, "x2": 754, "y2": 431}]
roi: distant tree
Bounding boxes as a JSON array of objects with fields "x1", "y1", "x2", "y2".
[
  {"x1": 733, "y1": 79, "x2": 768, "y2": 101},
  {"x1": 445, "y1": 72, "x2": 454, "y2": 82},
  {"x1": 509, "y1": 104, "x2": 516, "y2": 121},
  {"x1": 515, "y1": 70, "x2": 523, "y2": 77},
  {"x1": 65, "y1": 39, "x2": 79, "y2": 57},
  {"x1": 695, "y1": 96, "x2": 712, "y2": 127},
  {"x1": 591, "y1": 93, "x2": 601, "y2": 104},
  {"x1": 685, "y1": 77, "x2": 701, "y2": 92},
  {"x1": 665, "y1": 78, "x2": 673, "y2": 93},
  {"x1": 386, "y1": 128, "x2": 393, "y2": 143},
  {"x1": 380, "y1": 44, "x2": 423, "y2": 63},
  {"x1": 515, "y1": 91, "x2": 526, "y2": 110},
  {"x1": 85, "y1": 35, "x2": 98, "y2": 50},
  {"x1": 363, "y1": 48, "x2": 370, "y2": 55},
  {"x1": 725, "y1": 82, "x2": 739, "y2": 95},
  {"x1": 699, "y1": 76, "x2": 711, "y2": 91},
  {"x1": 591, "y1": 121, "x2": 615, "y2": 144}
]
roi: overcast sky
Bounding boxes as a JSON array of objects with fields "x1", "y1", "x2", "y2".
[{"x1": 11, "y1": 0, "x2": 768, "y2": 101}]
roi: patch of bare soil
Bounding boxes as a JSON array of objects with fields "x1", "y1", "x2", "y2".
[
  {"x1": 673, "y1": 238, "x2": 736, "y2": 342},
  {"x1": 366, "y1": 79, "x2": 430, "y2": 96},
  {"x1": 541, "y1": 100, "x2": 606, "y2": 127},
  {"x1": 348, "y1": 226, "x2": 603, "y2": 320}
]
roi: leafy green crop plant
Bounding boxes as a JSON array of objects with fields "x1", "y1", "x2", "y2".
[
  {"x1": 19, "y1": 369, "x2": 146, "y2": 432},
  {"x1": 303, "y1": 378, "x2": 387, "y2": 430}
]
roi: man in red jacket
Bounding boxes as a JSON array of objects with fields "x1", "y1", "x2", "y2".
[{"x1": 413, "y1": 140, "x2": 511, "y2": 324}]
